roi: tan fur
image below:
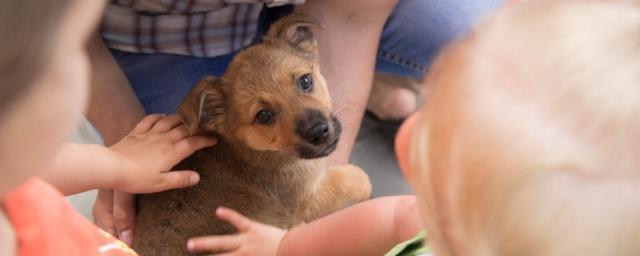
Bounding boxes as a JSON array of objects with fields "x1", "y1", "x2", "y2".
[{"x1": 133, "y1": 13, "x2": 371, "y2": 255}]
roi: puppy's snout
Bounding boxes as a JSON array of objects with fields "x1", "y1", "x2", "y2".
[
  {"x1": 296, "y1": 108, "x2": 334, "y2": 145},
  {"x1": 303, "y1": 120, "x2": 330, "y2": 145},
  {"x1": 295, "y1": 108, "x2": 341, "y2": 159}
]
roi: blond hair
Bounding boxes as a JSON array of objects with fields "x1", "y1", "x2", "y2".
[{"x1": 411, "y1": 1, "x2": 640, "y2": 255}]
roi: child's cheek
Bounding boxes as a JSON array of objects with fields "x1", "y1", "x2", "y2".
[{"x1": 395, "y1": 113, "x2": 419, "y2": 184}]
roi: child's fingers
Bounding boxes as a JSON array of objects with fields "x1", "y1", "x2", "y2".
[
  {"x1": 132, "y1": 114, "x2": 165, "y2": 133},
  {"x1": 150, "y1": 115, "x2": 183, "y2": 133},
  {"x1": 155, "y1": 170, "x2": 200, "y2": 191},
  {"x1": 216, "y1": 207, "x2": 252, "y2": 232},
  {"x1": 174, "y1": 136, "x2": 217, "y2": 157},
  {"x1": 167, "y1": 124, "x2": 191, "y2": 142},
  {"x1": 187, "y1": 235, "x2": 242, "y2": 253}
]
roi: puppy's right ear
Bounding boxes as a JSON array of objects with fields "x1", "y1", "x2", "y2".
[
  {"x1": 265, "y1": 12, "x2": 322, "y2": 55},
  {"x1": 177, "y1": 76, "x2": 225, "y2": 135}
]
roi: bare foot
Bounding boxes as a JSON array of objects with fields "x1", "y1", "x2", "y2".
[{"x1": 367, "y1": 72, "x2": 424, "y2": 121}]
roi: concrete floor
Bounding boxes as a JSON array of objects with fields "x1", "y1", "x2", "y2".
[{"x1": 351, "y1": 113, "x2": 413, "y2": 198}]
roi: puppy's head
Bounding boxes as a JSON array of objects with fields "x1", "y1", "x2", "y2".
[{"x1": 178, "y1": 13, "x2": 340, "y2": 159}]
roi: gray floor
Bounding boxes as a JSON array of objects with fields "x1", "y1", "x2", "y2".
[{"x1": 351, "y1": 113, "x2": 413, "y2": 198}]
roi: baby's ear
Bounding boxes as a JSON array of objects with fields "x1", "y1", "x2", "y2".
[
  {"x1": 177, "y1": 76, "x2": 225, "y2": 135},
  {"x1": 266, "y1": 12, "x2": 322, "y2": 55}
]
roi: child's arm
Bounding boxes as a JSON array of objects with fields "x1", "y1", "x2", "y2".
[
  {"x1": 187, "y1": 195, "x2": 422, "y2": 256},
  {"x1": 40, "y1": 114, "x2": 216, "y2": 195}
]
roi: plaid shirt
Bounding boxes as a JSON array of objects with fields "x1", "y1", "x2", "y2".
[{"x1": 101, "y1": 0, "x2": 304, "y2": 58}]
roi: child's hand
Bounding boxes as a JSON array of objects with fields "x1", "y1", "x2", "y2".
[
  {"x1": 107, "y1": 114, "x2": 217, "y2": 193},
  {"x1": 187, "y1": 207, "x2": 287, "y2": 256}
]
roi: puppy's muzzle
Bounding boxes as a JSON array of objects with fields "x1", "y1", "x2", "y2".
[
  {"x1": 302, "y1": 120, "x2": 330, "y2": 145},
  {"x1": 295, "y1": 108, "x2": 341, "y2": 159}
]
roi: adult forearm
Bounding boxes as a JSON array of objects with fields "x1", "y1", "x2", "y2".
[
  {"x1": 85, "y1": 33, "x2": 144, "y2": 242},
  {"x1": 86, "y1": 33, "x2": 145, "y2": 146}
]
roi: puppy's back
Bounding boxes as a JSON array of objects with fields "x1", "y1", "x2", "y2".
[{"x1": 133, "y1": 140, "x2": 314, "y2": 255}]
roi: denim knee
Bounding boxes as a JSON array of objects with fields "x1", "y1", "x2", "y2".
[{"x1": 375, "y1": 0, "x2": 504, "y2": 78}]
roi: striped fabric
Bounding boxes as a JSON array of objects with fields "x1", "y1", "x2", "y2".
[{"x1": 101, "y1": 0, "x2": 304, "y2": 57}]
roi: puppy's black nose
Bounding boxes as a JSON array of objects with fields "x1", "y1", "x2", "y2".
[{"x1": 302, "y1": 121, "x2": 330, "y2": 145}]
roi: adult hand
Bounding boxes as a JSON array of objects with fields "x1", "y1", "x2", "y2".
[
  {"x1": 92, "y1": 190, "x2": 137, "y2": 246},
  {"x1": 187, "y1": 207, "x2": 287, "y2": 256}
]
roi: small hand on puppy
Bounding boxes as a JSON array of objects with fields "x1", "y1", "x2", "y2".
[
  {"x1": 93, "y1": 114, "x2": 216, "y2": 245},
  {"x1": 187, "y1": 207, "x2": 287, "y2": 256},
  {"x1": 105, "y1": 114, "x2": 217, "y2": 193},
  {"x1": 42, "y1": 114, "x2": 216, "y2": 195},
  {"x1": 42, "y1": 114, "x2": 216, "y2": 245}
]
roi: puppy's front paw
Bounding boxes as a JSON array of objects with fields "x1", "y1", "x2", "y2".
[{"x1": 330, "y1": 164, "x2": 372, "y2": 203}]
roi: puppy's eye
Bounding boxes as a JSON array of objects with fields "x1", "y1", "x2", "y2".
[
  {"x1": 255, "y1": 109, "x2": 275, "y2": 125},
  {"x1": 298, "y1": 73, "x2": 313, "y2": 92}
]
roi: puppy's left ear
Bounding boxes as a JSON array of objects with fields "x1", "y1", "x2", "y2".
[
  {"x1": 265, "y1": 12, "x2": 323, "y2": 55},
  {"x1": 177, "y1": 76, "x2": 225, "y2": 135}
]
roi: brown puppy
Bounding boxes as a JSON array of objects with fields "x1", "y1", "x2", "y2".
[{"x1": 133, "y1": 13, "x2": 372, "y2": 255}]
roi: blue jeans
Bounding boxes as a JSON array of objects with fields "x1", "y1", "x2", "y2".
[
  {"x1": 111, "y1": 0, "x2": 503, "y2": 114},
  {"x1": 376, "y1": 0, "x2": 504, "y2": 78}
]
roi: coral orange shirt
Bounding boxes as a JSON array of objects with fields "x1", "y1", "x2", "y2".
[{"x1": 3, "y1": 178, "x2": 138, "y2": 256}]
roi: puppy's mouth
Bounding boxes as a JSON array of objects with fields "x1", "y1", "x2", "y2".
[
  {"x1": 297, "y1": 138, "x2": 339, "y2": 159},
  {"x1": 319, "y1": 139, "x2": 339, "y2": 156},
  {"x1": 297, "y1": 138, "x2": 338, "y2": 159}
]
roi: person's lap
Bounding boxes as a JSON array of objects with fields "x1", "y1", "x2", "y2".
[
  {"x1": 110, "y1": 0, "x2": 504, "y2": 115},
  {"x1": 109, "y1": 50, "x2": 234, "y2": 114}
]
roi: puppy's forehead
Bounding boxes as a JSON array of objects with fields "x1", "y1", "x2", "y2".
[
  {"x1": 251, "y1": 46, "x2": 312, "y2": 70},
  {"x1": 230, "y1": 46, "x2": 314, "y2": 89}
]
